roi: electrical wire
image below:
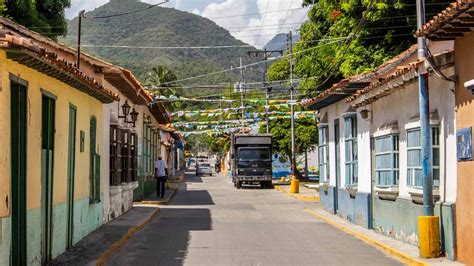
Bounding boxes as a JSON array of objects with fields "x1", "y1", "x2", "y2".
[{"x1": 84, "y1": 0, "x2": 169, "y2": 19}]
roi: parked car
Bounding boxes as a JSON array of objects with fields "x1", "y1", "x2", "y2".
[{"x1": 196, "y1": 162, "x2": 213, "y2": 176}]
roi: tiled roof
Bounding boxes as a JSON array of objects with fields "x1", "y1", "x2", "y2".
[
  {"x1": 302, "y1": 45, "x2": 417, "y2": 110},
  {"x1": 0, "y1": 31, "x2": 119, "y2": 103},
  {"x1": 348, "y1": 50, "x2": 455, "y2": 108},
  {"x1": 416, "y1": 0, "x2": 474, "y2": 39},
  {"x1": 0, "y1": 17, "x2": 153, "y2": 105}
]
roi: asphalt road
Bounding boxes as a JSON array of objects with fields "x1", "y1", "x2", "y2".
[{"x1": 106, "y1": 171, "x2": 401, "y2": 266}]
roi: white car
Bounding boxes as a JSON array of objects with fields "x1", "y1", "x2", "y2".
[{"x1": 196, "y1": 163, "x2": 213, "y2": 176}]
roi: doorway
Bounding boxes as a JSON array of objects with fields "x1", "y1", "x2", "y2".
[
  {"x1": 41, "y1": 94, "x2": 55, "y2": 263},
  {"x1": 67, "y1": 105, "x2": 76, "y2": 248},
  {"x1": 10, "y1": 78, "x2": 28, "y2": 266},
  {"x1": 334, "y1": 119, "x2": 340, "y2": 214}
]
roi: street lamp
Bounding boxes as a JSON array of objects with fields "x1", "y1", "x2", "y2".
[
  {"x1": 119, "y1": 100, "x2": 131, "y2": 121},
  {"x1": 129, "y1": 108, "x2": 139, "y2": 127}
]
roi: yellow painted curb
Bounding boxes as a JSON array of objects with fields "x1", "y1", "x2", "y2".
[
  {"x1": 96, "y1": 208, "x2": 161, "y2": 266},
  {"x1": 274, "y1": 185, "x2": 320, "y2": 201},
  {"x1": 303, "y1": 208, "x2": 428, "y2": 266}
]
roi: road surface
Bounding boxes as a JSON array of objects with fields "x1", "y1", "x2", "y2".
[{"x1": 106, "y1": 171, "x2": 401, "y2": 265}]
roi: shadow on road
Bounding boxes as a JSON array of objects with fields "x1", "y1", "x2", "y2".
[
  {"x1": 169, "y1": 183, "x2": 215, "y2": 206},
  {"x1": 106, "y1": 208, "x2": 212, "y2": 266}
]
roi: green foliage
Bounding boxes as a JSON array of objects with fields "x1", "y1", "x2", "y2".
[
  {"x1": 259, "y1": 117, "x2": 318, "y2": 158},
  {"x1": 269, "y1": 0, "x2": 448, "y2": 93},
  {"x1": 61, "y1": 0, "x2": 264, "y2": 97},
  {"x1": 4, "y1": 0, "x2": 70, "y2": 39}
]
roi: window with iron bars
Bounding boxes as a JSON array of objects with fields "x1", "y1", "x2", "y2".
[
  {"x1": 344, "y1": 116, "x2": 358, "y2": 186},
  {"x1": 375, "y1": 134, "x2": 399, "y2": 187},
  {"x1": 406, "y1": 127, "x2": 440, "y2": 188}
]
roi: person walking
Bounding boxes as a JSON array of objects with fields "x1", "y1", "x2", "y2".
[{"x1": 155, "y1": 155, "x2": 168, "y2": 198}]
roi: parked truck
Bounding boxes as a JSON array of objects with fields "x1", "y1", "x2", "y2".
[{"x1": 230, "y1": 134, "x2": 273, "y2": 189}]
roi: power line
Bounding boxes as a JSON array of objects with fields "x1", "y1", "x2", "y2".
[{"x1": 84, "y1": 0, "x2": 169, "y2": 19}]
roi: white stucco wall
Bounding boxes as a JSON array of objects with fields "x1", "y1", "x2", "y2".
[
  {"x1": 369, "y1": 67, "x2": 456, "y2": 202},
  {"x1": 319, "y1": 100, "x2": 371, "y2": 193}
]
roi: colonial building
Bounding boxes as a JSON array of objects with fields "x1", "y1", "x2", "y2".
[
  {"x1": 304, "y1": 42, "x2": 457, "y2": 259},
  {"x1": 417, "y1": 1, "x2": 474, "y2": 264},
  {"x1": 0, "y1": 20, "x2": 118, "y2": 265},
  {"x1": 0, "y1": 17, "x2": 175, "y2": 264}
]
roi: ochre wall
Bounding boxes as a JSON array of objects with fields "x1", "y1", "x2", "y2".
[
  {"x1": 454, "y1": 31, "x2": 474, "y2": 265},
  {"x1": 0, "y1": 50, "x2": 104, "y2": 214}
]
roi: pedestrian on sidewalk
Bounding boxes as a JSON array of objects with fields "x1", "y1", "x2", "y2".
[{"x1": 155, "y1": 155, "x2": 168, "y2": 199}]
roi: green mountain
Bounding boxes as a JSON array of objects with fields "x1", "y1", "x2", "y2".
[{"x1": 61, "y1": 0, "x2": 264, "y2": 96}]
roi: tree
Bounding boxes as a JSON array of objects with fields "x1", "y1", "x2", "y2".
[
  {"x1": 4, "y1": 0, "x2": 71, "y2": 39},
  {"x1": 259, "y1": 117, "x2": 318, "y2": 179},
  {"x1": 145, "y1": 65, "x2": 184, "y2": 112},
  {"x1": 268, "y1": 0, "x2": 448, "y2": 94}
]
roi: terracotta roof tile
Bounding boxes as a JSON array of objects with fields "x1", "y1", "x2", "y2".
[
  {"x1": 416, "y1": 1, "x2": 474, "y2": 39},
  {"x1": 0, "y1": 31, "x2": 119, "y2": 103},
  {"x1": 302, "y1": 45, "x2": 417, "y2": 109}
]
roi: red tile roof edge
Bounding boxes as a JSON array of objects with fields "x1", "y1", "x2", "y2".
[
  {"x1": 415, "y1": 1, "x2": 474, "y2": 38},
  {"x1": 301, "y1": 45, "x2": 418, "y2": 108},
  {"x1": 0, "y1": 33, "x2": 119, "y2": 102}
]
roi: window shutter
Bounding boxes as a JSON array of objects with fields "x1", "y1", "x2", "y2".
[
  {"x1": 89, "y1": 116, "x2": 97, "y2": 203},
  {"x1": 94, "y1": 153, "x2": 101, "y2": 202}
]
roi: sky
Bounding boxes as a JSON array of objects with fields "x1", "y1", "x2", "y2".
[{"x1": 65, "y1": 0, "x2": 309, "y2": 48}]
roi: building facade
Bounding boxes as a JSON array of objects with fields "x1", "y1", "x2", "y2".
[
  {"x1": 417, "y1": 1, "x2": 474, "y2": 264},
  {"x1": 0, "y1": 21, "x2": 118, "y2": 265},
  {"x1": 305, "y1": 43, "x2": 458, "y2": 259}
]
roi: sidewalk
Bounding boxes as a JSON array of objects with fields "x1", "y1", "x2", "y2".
[
  {"x1": 273, "y1": 181, "x2": 320, "y2": 201},
  {"x1": 303, "y1": 207, "x2": 463, "y2": 266},
  {"x1": 140, "y1": 170, "x2": 185, "y2": 205},
  {"x1": 49, "y1": 205, "x2": 159, "y2": 266}
]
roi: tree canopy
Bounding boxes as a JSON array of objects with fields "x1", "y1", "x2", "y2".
[
  {"x1": 259, "y1": 117, "x2": 318, "y2": 159},
  {"x1": 3, "y1": 0, "x2": 71, "y2": 39},
  {"x1": 267, "y1": 0, "x2": 448, "y2": 94}
]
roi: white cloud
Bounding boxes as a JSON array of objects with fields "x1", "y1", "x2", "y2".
[
  {"x1": 65, "y1": 0, "x2": 309, "y2": 47},
  {"x1": 200, "y1": 0, "x2": 308, "y2": 48}
]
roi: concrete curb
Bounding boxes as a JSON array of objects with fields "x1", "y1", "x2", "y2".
[
  {"x1": 96, "y1": 208, "x2": 161, "y2": 266},
  {"x1": 274, "y1": 185, "x2": 320, "y2": 201},
  {"x1": 141, "y1": 174, "x2": 184, "y2": 205},
  {"x1": 303, "y1": 208, "x2": 428, "y2": 266}
]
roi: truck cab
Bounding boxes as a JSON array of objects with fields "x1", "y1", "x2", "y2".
[{"x1": 231, "y1": 134, "x2": 273, "y2": 189}]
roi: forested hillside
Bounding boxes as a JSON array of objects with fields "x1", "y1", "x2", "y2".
[{"x1": 61, "y1": 0, "x2": 264, "y2": 95}]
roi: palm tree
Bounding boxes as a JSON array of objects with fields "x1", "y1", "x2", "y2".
[
  {"x1": 145, "y1": 65, "x2": 183, "y2": 112},
  {"x1": 145, "y1": 65, "x2": 182, "y2": 97}
]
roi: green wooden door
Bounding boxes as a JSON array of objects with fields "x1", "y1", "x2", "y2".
[
  {"x1": 11, "y1": 80, "x2": 27, "y2": 266},
  {"x1": 67, "y1": 105, "x2": 76, "y2": 248},
  {"x1": 41, "y1": 95, "x2": 55, "y2": 263}
]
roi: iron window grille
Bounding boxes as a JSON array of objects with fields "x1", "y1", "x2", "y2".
[
  {"x1": 407, "y1": 127, "x2": 440, "y2": 188},
  {"x1": 344, "y1": 115, "x2": 358, "y2": 186},
  {"x1": 375, "y1": 134, "x2": 399, "y2": 187},
  {"x1": 318, "y1": 126, "x2": 330, "y2": 182}
]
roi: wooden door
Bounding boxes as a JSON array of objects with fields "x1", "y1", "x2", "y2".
[
  {"x1": 41, "y1": 95, "x2": 55, "y2": 263},
  {"x1": 67, "y1": 105, "x2": 77, "y2": 248},
  {"x1": 11, "y1": 79, "x2": 28, "y2": 266}
]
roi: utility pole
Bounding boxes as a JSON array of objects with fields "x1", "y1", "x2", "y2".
[
  {"x1": 239, "y1": 57, "x2": 245, "y2": 128},
  {"x1": 416, "y1": 0, "x2": 439, "y2": 258},
  {"x1": 288, "y1": 31, "x2": 296, "y2": 176},
  {"x1": 416, "y1": 0, "x2": 433, "y2": 217},
  {"x1": 77, "y1": 10, "x2": 85, "y2": 69},
  {"x1": 247, "y1": 49, "x2": 283, "y2": 134}
]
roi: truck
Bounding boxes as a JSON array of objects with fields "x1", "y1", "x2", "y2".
[{"x1": 230, "y1": 134, "x2": 273, "y2": 189}]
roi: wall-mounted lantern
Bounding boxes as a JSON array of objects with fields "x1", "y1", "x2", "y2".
[
  {"x1": 118, "y1": 100, "x2": 138, "y2": 127},
  {"x1": 129, "y1": 108, "x2": 139, "y2": 127}
]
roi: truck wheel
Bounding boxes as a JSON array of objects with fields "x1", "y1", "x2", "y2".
[
  {"x1": 267, "y1": 181, "x2": 274, "y2": 189},
  {"x1": 236, "y1": 181, "x2": 242, "y2": 189}
]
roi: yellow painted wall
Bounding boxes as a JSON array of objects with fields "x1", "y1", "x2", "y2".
[
  {"x1": 0, "y1": 50, "x2": 104, "y2": 216},
  {"x1": 454, "y1": 31, "x2": 474, "y2": 265}
]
